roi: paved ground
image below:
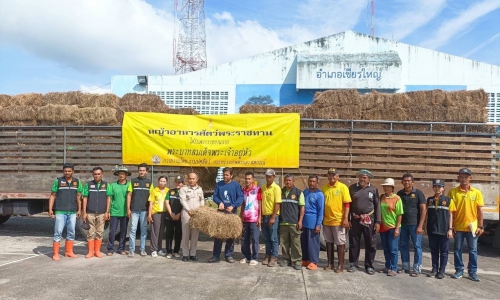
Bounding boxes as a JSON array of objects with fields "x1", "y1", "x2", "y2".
[{"x1": 0, "y1": 215, "x2": 499, "y2": 300}]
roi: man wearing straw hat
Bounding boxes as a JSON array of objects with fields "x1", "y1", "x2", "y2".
[
  {"x1": 321, "y1": 168, "x2": 351, "y2": 273},
  {"x1": 106, "y1": 165, "x2": 132, "y2": 256},
  {"x1": 347, "y1": 169, "x2": 380, "y2": 275}
]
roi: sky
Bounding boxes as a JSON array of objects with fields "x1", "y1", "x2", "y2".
[{"x1": 0, "y1": 0, "x2": 499, "y2": 95}]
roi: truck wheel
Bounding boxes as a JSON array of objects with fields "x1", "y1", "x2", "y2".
[
  {"x1": 0, "y1": 215, "x2": 11, "y2": 225},
  {"x1": 77, "y1": 218, "x2": 111, "y2": 243}
]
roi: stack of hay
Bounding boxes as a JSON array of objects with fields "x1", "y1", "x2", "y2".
[
  {"x1": 0, "y1": 93, "x2": 41, "y2": 126},
  {"x1": 189, "y1": 206, "x2": 243, "y2": 240}
]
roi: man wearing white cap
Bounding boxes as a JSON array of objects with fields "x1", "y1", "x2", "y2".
[
  {"x1": 347, "y1": 169, "x2": 380, "y2": 275},
  {"x1": 260, "y1": 169, "x2": 282, "y2": 267}
]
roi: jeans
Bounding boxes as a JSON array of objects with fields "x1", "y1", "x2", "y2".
[
  {"x1": 261, "y1": 215, "x2": 279, "y2": 257},
  {"x1": 454, "y1": 231, "x2": 478, "y2": 274},
  {"x1": 53, "y1": 213, "x2": 76, "y2": 242},
  {"x1": 213, "y1": 238, "x2": 235, "y2": 259},
  {"x1": 241, "y1": 222, "x2": 260, "y2": 261},
  {"x1": 107, "y1": 216, "x2": 128, "y2": 253},
  {"x1": 380, "y1": 229, "x2": 399, "y2": 272},
  {"x1": 428, "y1": 232, "x2": 449, "y2": 273},
  {"x1": 129, "y1": 211, "x2": 148, "y2": 252},
  {"x1": 399, "y1": 224, "x2": 422, "y2": 272}
]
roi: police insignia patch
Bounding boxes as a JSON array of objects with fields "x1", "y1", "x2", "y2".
[
  {"x1": 134, "y1": 183, "x2": 139, "y2": 187},
  {"x1": 291, "y1": 195, "x2": 296, "y2": 199},
  {"x1": 410, "y1": 193, "x2": 416, "y2": 198}
]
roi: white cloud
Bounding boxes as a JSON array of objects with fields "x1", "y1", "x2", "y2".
[
  {"x1": 420, "y1": 0, "x2": 500, "y2": 49},
  {"x1": 377, "y1": 0, "x2": 447, "y2": 40},
  {"x1": 0, "y1": 0, "x2": 174, "y2": 74}
]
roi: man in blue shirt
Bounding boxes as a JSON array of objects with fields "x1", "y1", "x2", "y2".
[
  {"x1": 301, "y1": 175, "x2": 324, "y2": 270},
  {"x1": 208, "y1": 167, "x2": 244, "y2": 263}
]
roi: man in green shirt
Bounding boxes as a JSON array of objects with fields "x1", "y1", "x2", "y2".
[
  {"x1": 48, "y1": 163, "x2": 83, "y2": 261},
  {"x1": 107, "y1": 166, "x2": 131, "y2": 256}
]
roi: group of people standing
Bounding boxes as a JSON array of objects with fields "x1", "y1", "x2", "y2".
[{"x1": 48, "y1": 163, "x2": 485, "y2": 282}]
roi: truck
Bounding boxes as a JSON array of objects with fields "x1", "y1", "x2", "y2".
[{"x1": 1, "y1": 120, "x2": 499, "y2": 246}]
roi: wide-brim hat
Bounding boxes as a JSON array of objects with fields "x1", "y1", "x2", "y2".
[
  {"x1": 381, "y1": 178, "x2": 395, "y2": 187},
  {"x1": 113, "y1": 165, "x2": 132, "y2": 176}
]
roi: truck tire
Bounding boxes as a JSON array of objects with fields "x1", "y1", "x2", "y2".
[
  {"x1": 77, "y1": 218, "x2": 111, "y2": 243},
  {"x1": 0, "y1": 215, "x2": 11, "y2": 225}
]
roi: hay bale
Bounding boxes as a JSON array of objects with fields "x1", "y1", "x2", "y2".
[
  {"x1": 360, "y1": 91, "x2": 385, "y2": 110},
  {"x1": 239, "y1": 104, "x2": 277, "y2": 114},
  {"x1": 363, "y1": 108, "x2": 408, "y2": 121},
  {"x1": 312, "y1": 89, "x2": 361, "y2": 107},
  {"x1": 116, "y1": 93, "x2": 172, "y2": 123},
  {"x1": 72, "y1": 107, "x2": 118, "y2": 125},
  {"x1": 173, "y1": 107, "x2": 200, "y2": 115},
  {"x1": 0, "y1": 94, "x2": 12, "y2": 107},
  {"x1": 43, "y1": 91, "x2": 82, "y2": 106},
  {"x1": 189, "y1": 206, "x2": 243, "y2": 240},
  {"x1": 277, "y1": 104, "x2": 307, "y2": 115},
  {"x1": 0, "y1": 106, "x2": 37, "y2": 121},
  {"x1": 79, "y1": 93, "x2": 119, "y2": 108},
  {"x1": 0, "y1": 120, "x2": 37, "y2": 126},
  {"x1": 37, "y1": 104, "x2": 79, "y2": 125},
  {"x1": 10, "y1": 93, "x2": 44, "y2": 107}
]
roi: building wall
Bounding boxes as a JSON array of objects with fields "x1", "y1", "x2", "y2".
[{"x1": 111, "y1": 31, "x2": 500, "y2": 121}]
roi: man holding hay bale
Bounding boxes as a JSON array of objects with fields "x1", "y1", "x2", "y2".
[
  {"x1": 48, "y1": 163, "x2": 83, "y2": 261},
  {"x1": 240, "y1": 171, "x2": 262, "y2": 266},
  {"x1": 347, "y1": 169, "x2": 380, "y2": 275},
  {"x1": 127, "y1": 163, "x2": 154, "y2": 258},
  {"x1": 179, "y1": 172, "x2": 205, "y2": 262},
  {"x1": 279, "y1": 174, "x2": 305, "y2": 270},
  {"x1": 301, "y1": 175, "x2": 324, "y2": 270},
  {"x1": 208, "y1": 168, "x2": 244, "y2": 263},
  {"x1": 397, "y1": 173, "x2": 427, "y2": 276},
  {"x1": 321, "y1": 168, "x2": 351, "y2": 273},
  {"x1": 261, "y1": 169, "x2": 282, "y2": 267},
  {"x1": 82, "y1": 167, "x2": 112, "y2": 258}
]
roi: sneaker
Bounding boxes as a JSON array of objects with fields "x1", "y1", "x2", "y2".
[
  {"x1": 182, "y1": 256, "x2": 189, "y2": 262},
  {"x1": 151, "y1": 251, "x2": 158, "y2": 258},
  {"x1": 166, "y1": 253, "x2": 172, "y2": 259},
  {"x1": 452, "y1": 270, "x2": 464, "y2": 279},
  {"x1": 240, "y1": 258, "x2": 248, "y2": 264},
  {"x1": 249, "y1": 260, "x2": 258, "y2": 266},
  {"x1": 173, "y1": 253, "x2": 181, "y2": 258},
  {"x1": 469, "y1": 273, "x2": 480, "y2": 282},
  {"x1": 127, "y1": 252, "x2": 135, "y2": 258},
  {"x1": 428, "y1": 269, "x2": 437, "y2": 277},
  {"x1": 140, "y1": 250, "x2": 147, "y2": 257},
  {"x1": 436, "y1": 272, "x2": 445, "y2": 279},
  {"x1": 293, "y1": 263, "x2": 302, "y2": 270},
  {"x1": 157, "y1": 250, "x2": 167, "y2": 257}
]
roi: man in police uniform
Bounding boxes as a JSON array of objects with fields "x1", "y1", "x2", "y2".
[
  {"x1": 82, "y1": 166, "x2": 112, "y2": 258},
  {"x1": 48, "y1": 163, "x2": 83, "y2": 261},
  {"x1": 127, "y1": 163, "x2": 154, "y2": 257}
]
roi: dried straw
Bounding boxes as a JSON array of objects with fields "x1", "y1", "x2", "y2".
[
  {"x1": 37, "y1": 104, "x2": 79, "y2": 125},
  {"x1": 79, "y1": 93, "x2": 119, "y2": 108},
  {"x1": 43, "y1": 91, "x2": 82, "y2": 106},
  {"x1": 73, "y1": 107, "x2": 118, "y2": 125},
  {"x1": 239, "y1": 104, "x2": 277, "y2": 114},
  {"x1": 0, "y1": 106, "x2": 37, "y2": 121},
  {"x1": 0, "y1": 94, "x2": 10, "y2": 107},
  {"x1": 189, "y1": 206, "x2": 243, "y2": 240},
  {"x1": 10, "y1": 93, "x2": 44, "y2": 107}
]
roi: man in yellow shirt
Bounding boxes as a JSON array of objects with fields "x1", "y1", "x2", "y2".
[
  {"x1": 260, "y1": 169, "x2": 282, "y2": 267},
  {"x1": 448, "y1": 168, "x2": 484, "y2": 282},
  {"x1": 321, "y1": 168, "x2": 351, "y2": 273}
]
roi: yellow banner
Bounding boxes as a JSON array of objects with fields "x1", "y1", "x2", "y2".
[{"x1": 122, "y1": 112, "x2": 300, "y2": 168}]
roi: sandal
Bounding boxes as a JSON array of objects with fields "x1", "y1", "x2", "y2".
[
  {"x1": 387, "y1": 270, "x2": 397, "y2": 277},
  {"x1": 410, "y1": 271, "x2": 419, "y2": 277},
  {"x1": 366, "y1": 268, "x2": 376, "y2": 275},
  {"x1": 379, "y1": 268, "x2": 388, "y2": 274},
  {"x1": 347, "y1": 265, "x2": 357, "y2": 272}
]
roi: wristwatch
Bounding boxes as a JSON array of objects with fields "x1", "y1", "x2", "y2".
[{"x1": 448, "y1": 228, "x2": 453, "y2": 231}]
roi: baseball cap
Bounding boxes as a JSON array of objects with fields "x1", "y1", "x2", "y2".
[
  {"x1": 381, "y1": 178, "x2": 395, "y2": 187},
  {"x1": 327, "y1": 168, "x2": 339, "y2": 175},
  {"x1": 432, "y1": 179, "x2": 445, "y2": 187},
  {"x1": 175, "y1": 175, "x2": 184, "y2": 183},
  {"x1": 458, "y1": 168, "x2": 472, "y2": 175},
  {"x1": 265, "y1": 169, "x2": 276, "y2": 176},
  {"x1": 355, "y1": 169, "x2": 374, "y2": 179}
]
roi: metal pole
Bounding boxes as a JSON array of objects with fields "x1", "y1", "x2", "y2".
[{"x1": 63, "y1": 127, "x2": 67, "y2": 164}]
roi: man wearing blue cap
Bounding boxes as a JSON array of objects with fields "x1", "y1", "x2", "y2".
[
  {"x1": 347, "y1": 169, "x2": 380, "y2": 275},
  {"x1": 425, "y1": 179, "x2": 455, "y2": 279},
  {"x1": 447, "y1": 168, "x2": 484, "y2": 282}
]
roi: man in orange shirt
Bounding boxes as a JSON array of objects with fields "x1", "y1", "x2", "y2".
[
  {"x1": 321, "y1": 168, "x2": 351, "y2": 273},
  {"x1": 448, "y1": 168, "x2": 484, "y2": 282}
]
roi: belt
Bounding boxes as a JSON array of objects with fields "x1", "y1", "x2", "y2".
[{"x1": 352, "y1": 209, "x2": 374, "y2": 219}]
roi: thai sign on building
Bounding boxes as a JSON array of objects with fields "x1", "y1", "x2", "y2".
[{"x1": 296, "y1": 51, "x2": 402, "y2": 90}]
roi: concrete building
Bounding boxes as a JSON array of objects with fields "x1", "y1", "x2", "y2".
[{"x1": 111, "y1": 30, "x2": 500, "y2": 122}]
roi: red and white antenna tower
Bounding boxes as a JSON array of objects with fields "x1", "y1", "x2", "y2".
[
  {"x1": 370, "y1": 0, "x2": 375, "y2": 36},
  {"x1": 173, "y1": 0, "x2": 207, "y2": 74}
]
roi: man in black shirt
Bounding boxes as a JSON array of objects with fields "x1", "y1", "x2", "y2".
[
  {"x1": 347, "y1": 169, "x2": 380, "y2": 275},
  {"x1": 165, "y1": 175, "x2": 184, "y2": 258},
  {"x1": 397, "y1": 173, "x2": 427, "y2": 276}
]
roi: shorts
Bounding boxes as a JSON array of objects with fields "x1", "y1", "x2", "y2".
[{"x1": 323, "y1": 225, "x2": 346, "y2": 245}]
